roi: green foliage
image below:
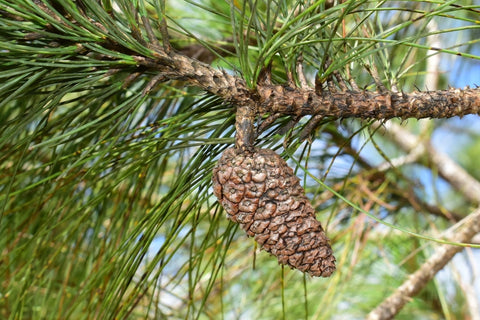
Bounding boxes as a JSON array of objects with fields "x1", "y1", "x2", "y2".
[{"x1": 1, "y1": 0, "x2": 479, "y2": 319}]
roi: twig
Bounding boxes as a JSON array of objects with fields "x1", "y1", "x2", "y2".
[
  {"x1": 158, "y1": 6, "x2": 171, "y2": 53},
  {"x1": 366, "y1": 121, "x2": 480, "y2": 318},
  {"x1": 452, "y1": 258, "x2": 480, "y2": 320},
  {"x1": 129, "y1": 4, "x2": 147, "y2": 46},
  {"x1": 333, "y1": 70, "x2": 349, "y2": 92},
  {"x1": 299, "y1": 114, "x2": 324, "y2": 141},
  {"x1": 296, "y1": 54, "x2": 308, "y2": 89},
  {"x1": 365, "y1": 64, "x2": 387, "y2": 92},
  {"x1": 235, "y1": 105, "x2": 256, "y2": 152},
  {"x1": 366, "y1": 207, "x2": 480, "y2": 320},
  {"x1": 33, "y1": 0, "x2": 67, "y2": 26},
  {"x1": 376, "y1": 122, "x2": 480, "y2": 203},
  {"x1": 142, "y1": 73, "x2": 168, "y2": 95},
  {"x1": 257, "y1": 113, "x2": 280, "y2": 134},
  {"x1": 141, "y1": 16, "x2": 161, "y2": 48}
]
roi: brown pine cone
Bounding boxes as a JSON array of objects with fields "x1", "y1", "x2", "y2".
[{"x1": 212, "y1": 147, "x2": 336, "y2": 277}]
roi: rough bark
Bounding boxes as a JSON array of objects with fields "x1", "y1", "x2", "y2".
[{"x1": 136, "y1": 47, "x2": 480, "y2": 121}]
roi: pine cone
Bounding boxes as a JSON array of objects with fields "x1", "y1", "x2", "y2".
[{"x1": 212, "y1": 147, "x2": 336, "y2": 277}]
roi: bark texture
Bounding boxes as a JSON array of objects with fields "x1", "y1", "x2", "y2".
[
  {"x1": 137, "y1": 48, "x2": 480, "y2": 121},
  {"x1": 257, "y1": 85, "x2": 480, "y2": 119},
  {"x1": 212, "y1": 147, "x2": 336, "y2": 277}
]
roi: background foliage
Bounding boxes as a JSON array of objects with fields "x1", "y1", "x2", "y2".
[{"x1": 1, "y1": 0, "x2": 480, "y2": 319}]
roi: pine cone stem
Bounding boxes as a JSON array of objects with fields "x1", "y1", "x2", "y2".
[{"x1": 235, "y1": 105, "x2": 256, "y2": 153}]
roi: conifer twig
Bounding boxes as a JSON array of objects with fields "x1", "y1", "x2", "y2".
[{"x1": 366, "y1": 208, "x2": 480, "y2": 320}]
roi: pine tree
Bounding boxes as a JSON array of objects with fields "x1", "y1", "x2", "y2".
[{"x1": 1, "y1": 1, "x2": 479, "y2": 319}]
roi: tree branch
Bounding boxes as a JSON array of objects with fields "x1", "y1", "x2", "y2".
[
  {"x1": 376, "y1": 122, "x2": 480, "y2": 204},
  {"x1": 137, "y1": 47, "x2": 480, "y2": 120},
  {"x1": 366, "y1": 121, "x2": 480, "y2": 319},
  {"x1": 366, "y1": 207, "x2": 480, "y2": 320},
  {"x1": 258, "y1": 85, "x2": 480, "y2": 119}
]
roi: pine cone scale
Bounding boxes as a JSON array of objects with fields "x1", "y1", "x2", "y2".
[{"x1": 212, "y1": 147, "x2": 336, "y2": 277}]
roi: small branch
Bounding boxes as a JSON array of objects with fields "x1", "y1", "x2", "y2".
[
  {"x1": 141, "y1": 16, "x2": 161, "y2": 48},
  {"x1": 235, "y1": 105, "x2": 256, "y2": 152},
  {"x1": 377, "y1": 122, "x2": 480, "y2": 203},
  {"x1": 133, "y1": 52, "x2": 254, "y2": 107},
  {"x1": 296, "y1": 55, "x2": 308, "y2": 89},
  {"x1": 159, "y1": 14, "x2": 171, "y2": 53},
  {"x1": 362, "y1": 121, "x2": 480, "y2": 318},
  {"x1": 129, "y1": 4, "x2": 147, "y2": 47},
  {"x1": 453, "y1": 260, "x2": 480, "y2": 320},
  {"x1": 366, "y1": 207, "x2": 480, "y2": 320}
]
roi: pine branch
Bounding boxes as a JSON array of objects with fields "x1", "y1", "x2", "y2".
[
  {"x1": 256, "y1": 85, "x2": 480, "y2": 119},
  {"x1": 138, "y1": 47, "x2": 480, "y2": 120},
  {"x1": 4, "y1": 1, "x2": 479, "y2": 122},
  {"x1": 366, "y1": 207, "x2": 480, "y2": 320}
]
